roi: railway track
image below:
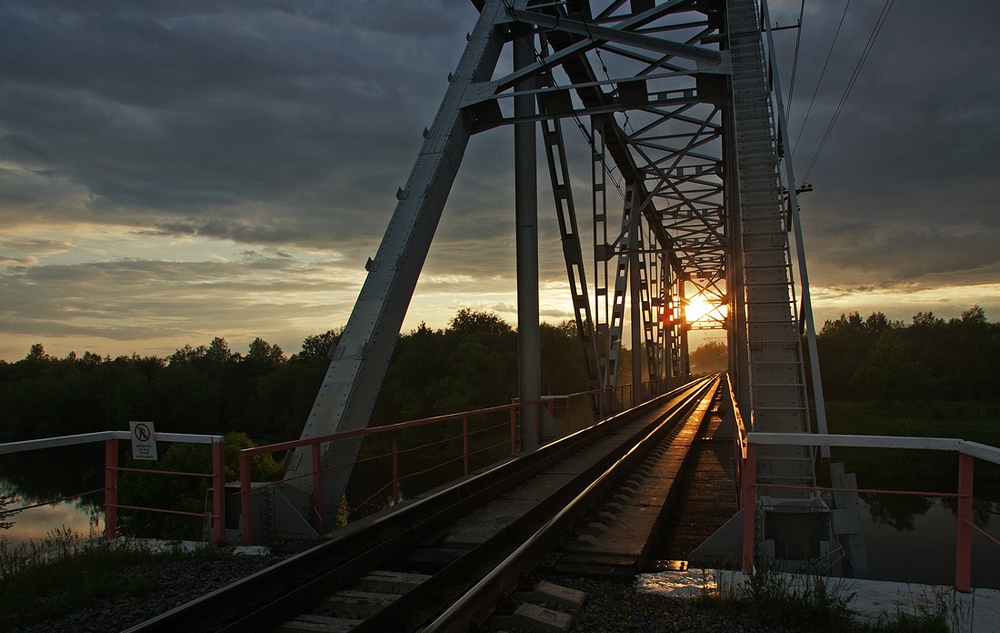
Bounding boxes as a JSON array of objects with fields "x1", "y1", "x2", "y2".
[{"x1": 125, "y1": 376, "x2": 720, "y2": 633}]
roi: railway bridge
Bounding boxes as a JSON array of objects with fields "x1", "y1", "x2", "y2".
[{"x1": 264, "y1": 0, "x2": 843, "y2": 573}]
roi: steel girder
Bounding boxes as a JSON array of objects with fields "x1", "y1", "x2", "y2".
[{"x1": 279, "y1": 0, "x2": 821, "y2": 536}]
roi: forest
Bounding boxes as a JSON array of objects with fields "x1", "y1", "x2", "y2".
[
  {"x1": 2, "y1": 305, "x2": 998, "y2": 447},
  {"x1": 0, "y1": 309, "x2": 589, "y2": 445},
  {"x1": 815, "y1": 305, "x2": 999, "y2": 403}
]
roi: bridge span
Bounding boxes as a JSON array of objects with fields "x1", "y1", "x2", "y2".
[
  {"x1": 133, "y1": 377, "x2": 732, "y2": 632},
  {"x1": 262, "y1": 0, "x2": 834, "y2": 573}
]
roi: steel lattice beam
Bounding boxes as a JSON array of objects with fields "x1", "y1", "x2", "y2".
[{"x1": 273, "y1": 0, "x2": 827, "y2": 545}]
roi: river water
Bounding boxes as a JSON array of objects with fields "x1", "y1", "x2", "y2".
[
  {"x1": 1, "y1": 479, "x2": 104, "y2": 547},
  {"x1": 861, "y1": 494, "x2": 1000, "y2": 589}
]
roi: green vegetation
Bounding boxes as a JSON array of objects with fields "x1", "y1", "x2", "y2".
[
  {"x1": 816, "y1": 306, "x2": 999, "y2": 403},
  {"x1": 0, "y1": 309, "x2": 589, "y2": 447},
  {"x1": 696, "y1": 565, "x2": 950, "y2": 632},
  {"x1": 690, "y1": 339, "x2": 727, "y2": 374},
  {"x1": 819, "y1": 400, "x2": 1000, "y2": 502},
  {"x1": 0, "y1": 309, "x2": 591, "y2": 536},
  {"x1": 803, "y1": 305, "x2": 1000, "y2": 499},
  {"x1": 117, "y1": 431, "x2": 283, "y2": 540},
  {"x1": 0, "y1": 524, "x2": 237, "y2": 630}
]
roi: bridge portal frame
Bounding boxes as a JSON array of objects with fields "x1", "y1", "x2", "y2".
[{"x1": 276, "y1": 0, "x2": 829, "y2": 546}]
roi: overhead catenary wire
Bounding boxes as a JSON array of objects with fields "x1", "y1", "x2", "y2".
[
  {"x1": 791, "y1": 0, "x2": 853, "y2": 157},
  {"x1": 801, "y1": 0, "x2": 895, "y2": 182}
]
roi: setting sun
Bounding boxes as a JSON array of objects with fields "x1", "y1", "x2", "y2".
[{"x1": 684, "y1": 295, "x2": 726, "y2": 326}]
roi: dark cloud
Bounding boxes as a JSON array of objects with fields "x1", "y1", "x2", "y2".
[
  {"x1": 1, "y1": 0, "x2": 998, "y2": 358},
  {"x1": 0, "y1": 0, "x2": 476, "y2": 233},
  {"x1": 762, "y1": 1, "x2": 1000, "y2": 297},
  {"x1": 0, "y1": 251, "x2": 365, "y2": 355}
]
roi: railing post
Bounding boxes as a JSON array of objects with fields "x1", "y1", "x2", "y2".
[
  {"x1": 956, "y1": 452, "x2": 974, "y2": 592},
  {"x1": 311, "y1": 442, "x2": 323, "y2": 534},
  {"x1": 741, "y1": 442, "x2": 758, "y2": 572},
  {"x1": 240, "y1": 450, "x2": 253, "y2": 545},
  {"x1": 535, "y1": 401, "x2": 541, "y2": 447},
  {"x1": 212, "y1": 438, "x2": 226, "y2": 546},
  {"x1": 510, "y1": 407, "x2": 517, "y2": 455},
  {"x1": 104, "y1": 438, "x2": 118, "y2": 541},
  {"x1": 733, "y1": 443, "x2": 744, "y2": 502},
  {"x1": 462, "y1": 416, "x2": 469, "y2": 476},
  {"x1": 391, "y1": 435, "x2": 400, "y2": 504}
]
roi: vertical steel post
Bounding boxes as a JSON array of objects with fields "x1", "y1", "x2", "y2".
[
  {"x1": 311, "y1": 443, "x2": 323, "y2": 534},
  {"x1": 535, "y1": 402, "x2": 542, "y2": 447},
  {"x1": 514, "y1": 26, "x2": 540, "y2": 452},
  {"x1": 510, "y1": 408, "x2": 517, "y2": 455},
  {"x1": 240, "y1": 451, "x2": 253, "y2": 545},
  {"x1": 212, "y1": 438, "x2": 226, "y2": 546},
  {"x1": 741, "y1": 442, "x2": 758, "y2": 572},
  {"x1": 629, "y1": 211, "x2": 643, "y2": 397},
  {"x1": 678, "y1": 277, "x2": 690, "y2": 377},
  {"x1": 956, "y1": 452, "x2": 974, "y2": 592},
  {"x1": 391, "y1": 436, "x2": 400, "y2": 504},
  {"x1": 463, "y1": 416, "x2": 470, "y2": 476},
  {"x1": 104, "y1": 438, "x2": 118, "y2": 541}
]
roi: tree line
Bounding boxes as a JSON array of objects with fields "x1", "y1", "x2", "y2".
[
  {"x1": 4, "y1": 304, "x2": 994, "y2": 447},
  {"x1": 0, "y1": 309, "x2": 589, "y2": 445},
  {"x1": 815, "y1": 305, "x2": 999, "y2": 403}
]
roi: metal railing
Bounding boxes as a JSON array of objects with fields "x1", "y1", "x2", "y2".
[
  {"x1": 738, "y1": 431, "x2": 1000, "y2": 592},
  {"x1": 0, "y1": 430, "x2": 227, "y2": 546},
  {"x1": 239, "y1": 377, "x2": 674, "y2": 544}
]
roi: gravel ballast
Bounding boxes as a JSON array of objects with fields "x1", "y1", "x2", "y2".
[
  {"x1": 8, "y1": 551, "x2": 283, "y2": 633},
  {"x1": 10, "y1": 557, "x2": 831, "y2": 633}
]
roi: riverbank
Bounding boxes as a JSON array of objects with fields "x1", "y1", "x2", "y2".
[
  {"x1": 0, "y1": 549, "x2": 976, "y2": 633},
  {"x1": 1, "y1": 542, "x2": 284, "y2": 632},
  {"x1": 635, "y1": 569, "x2": 999, "y2": 632}
]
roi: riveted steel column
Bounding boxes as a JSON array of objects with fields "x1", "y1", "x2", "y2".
[
  {"x1": 514, "y1": 24, "x2": 540, "y2": 451},
  {"x1": 629, "y1": 207, "x2": 643, "y2": 397},
  {"x1": 280, "y1": 1, "x2": 510, "y2": 530}
]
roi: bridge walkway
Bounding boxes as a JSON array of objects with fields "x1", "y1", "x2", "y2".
[
  {"x1": 654, "y1": 392, "x2": 738, "y2": 567},
  {"x1": 539, "y1": 379, "x2": 738, "y2": 579}
]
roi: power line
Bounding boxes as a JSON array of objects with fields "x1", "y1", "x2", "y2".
[
  {"x1": 802, "y1": 0, "x2": 895, "y2": 182},
  {"x1": 791, "y1": 0, "x2": 853, "y2": 157}
]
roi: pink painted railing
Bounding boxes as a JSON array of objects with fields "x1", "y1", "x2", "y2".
[
  {"x1": 738, "y1": 431, "x2": 1000, "y2": 592},
  {"x1": 239, "y1": 378, "x2": 673, "y2": 544},
  {"x1": 0, "y1": 430, "x2": 227, "y2": 546}
]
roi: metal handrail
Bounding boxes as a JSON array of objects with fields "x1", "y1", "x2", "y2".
[
  {"x1": 238, "y1": 377, "x2": 675, "y2": 543},
  {"x1": 0, "y1": 430, "x2": 227, "y2": 545},
  {"x1": 740, "y1": 431, "x2": 1000, "y2": 592}
]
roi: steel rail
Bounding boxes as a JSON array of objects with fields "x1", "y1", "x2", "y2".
[
  {"x1": 123, "y1": 378, "x2": 709, "y2": 633},
  {"x1": 423, "y1": 377, "x2": 717, "y2": 633},
  {"x1": 124, "y1": 377, "x2": 714, "y2": 633},
  {"x1": 355, "y1": 378, "x2": 717, "y2": 633}
]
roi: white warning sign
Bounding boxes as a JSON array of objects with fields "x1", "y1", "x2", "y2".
[{"x1": 129, "y1": 421, "x2": 158, "y2": 460}]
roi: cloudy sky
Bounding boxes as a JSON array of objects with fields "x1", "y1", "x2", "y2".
[{"x1": 1, "y1": 0, "x2": 998, "y2": 361}]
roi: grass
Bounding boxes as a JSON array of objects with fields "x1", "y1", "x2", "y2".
[
  {"x1": 694, "y1": 563, "x2": 951, "y2": 633},
  {"x1": 0, "y1": 520, "x2": 232, "y2": 630}
]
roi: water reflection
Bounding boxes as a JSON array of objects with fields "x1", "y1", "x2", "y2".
[
  {"x1": 862, "y1": 491, "x2": 998, "y2": 532},
  {"x1": 1, "y1": 446, "x2": 106, "y2": 548},
  {"x1": 860, "y1": 493, "x2": 1000, "y2": 589},
  {"x1": 861, "y1": 492, "x2": 934, "y2": 531},
  {"x1": 0, "y1": 446, "x2": 105, "y2": 502},
  {"x1": 0, "y1": 480, "x2": 102, "y2": 547}
]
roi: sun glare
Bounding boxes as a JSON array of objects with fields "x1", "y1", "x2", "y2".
[{"x1": 685, "y1": 296, "x2": 725, "y2": 325}]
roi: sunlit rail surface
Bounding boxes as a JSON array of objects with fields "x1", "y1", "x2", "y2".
[{"x1": 124, "y1": 378, "x2": 718, "y2": 633}]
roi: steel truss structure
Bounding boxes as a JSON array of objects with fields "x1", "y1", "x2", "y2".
[{"x1": 274, "y1": 0, "x2": 831, "y2": 562}]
